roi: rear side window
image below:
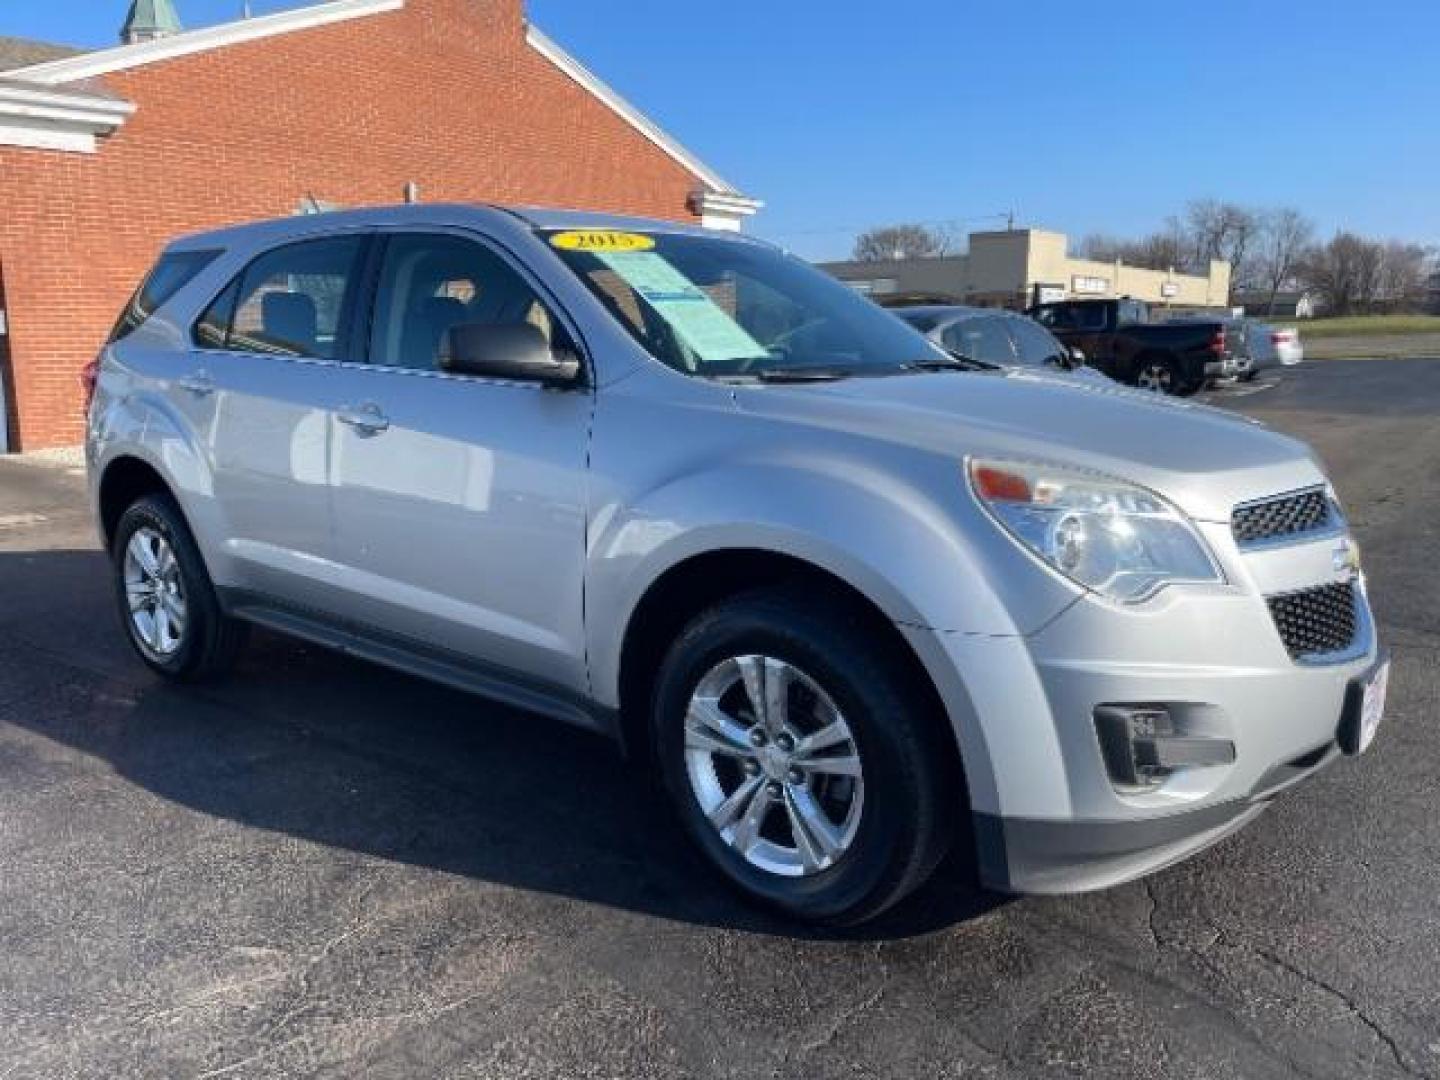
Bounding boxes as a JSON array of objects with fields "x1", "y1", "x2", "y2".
[
  {"x1": 1117, "y1": 299, "x2": 1148, "y2": 327},
  {"x1": 195, "y1": 236, "x2": 364, "y2": 359},
  {"x1": 109, "y1": 249, "x2": 221, "y2": 342}
]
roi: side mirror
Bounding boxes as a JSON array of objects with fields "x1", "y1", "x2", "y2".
[
  {"x1": 1063, "y1": 346, "x2": 1087, "y2": 370},
  {"x1": 441, "y1": 322, "x2": 581, "y2": 387}
]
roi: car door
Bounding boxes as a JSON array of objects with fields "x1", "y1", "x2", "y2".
[
  {"x1": 326, "y1": 228, "x2": 592, "y2": 696},
  {"x1": 188, "y1": 233, "x2": 369, "y2": 611}
]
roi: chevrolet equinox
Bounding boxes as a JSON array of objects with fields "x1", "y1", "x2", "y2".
[{"x1": 86, "y1": 205, "x2": 1388, "y2": 925}]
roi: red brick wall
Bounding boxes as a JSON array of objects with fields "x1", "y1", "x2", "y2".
[{"x1": 0, "y1": 0, "x2": 704, "y2": 449}]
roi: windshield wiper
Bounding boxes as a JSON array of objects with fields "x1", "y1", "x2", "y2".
[
  {"x1": 902, "y1": 351, "x2": 998, "y2": 373},
  {"x1": 753, "y1": 366, "x2": 854, "y2": 383}
]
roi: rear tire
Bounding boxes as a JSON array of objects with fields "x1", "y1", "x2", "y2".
[
  {"x1": 112, "y1": 495, "x2": 247, "y2": 682},
  {"x1": 1133, "y1": 353, "x2": 1186, "y2": 396},
  {"x1": 652, "y1": 587, "x2": 957, "y2": 925}
]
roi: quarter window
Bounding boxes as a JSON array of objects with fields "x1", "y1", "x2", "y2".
[
  {"x1": 368, "y1": 233, "x2": 561, "y2": 372},
  {"x1": 110, "y1": 249, "x2": 221, "y2": 342},
  {"x1": 196, "y1": 236, "x2": 364, "y2": 359}
]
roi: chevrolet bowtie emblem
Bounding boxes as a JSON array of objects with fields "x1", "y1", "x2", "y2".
[{"x1": 1333, "y1": 539, "x2": 1361, "y2": 580}]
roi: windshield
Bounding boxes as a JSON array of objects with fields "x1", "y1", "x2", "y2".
[{"x1": 540, "y1": 229, "x2": 948, "y2": 378}]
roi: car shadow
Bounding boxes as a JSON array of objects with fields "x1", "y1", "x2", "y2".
[{"x1": 0, "y1": 547, "x2": 1005, "y2": 941}]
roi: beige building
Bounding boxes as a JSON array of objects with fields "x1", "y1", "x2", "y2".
[{"x1": 822, "y1": 227, "x2": 1231, "y2": 310}]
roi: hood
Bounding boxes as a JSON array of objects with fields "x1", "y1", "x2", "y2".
[{"x1": 733, "y1": 369, "x2": 1325, "y2": 524}]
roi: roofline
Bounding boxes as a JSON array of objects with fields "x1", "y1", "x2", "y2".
[
  {"x1": 0, "y1": 1, "x2": 763, "y2": 216},
  {"x1": 7, "y1": 0, "x2": 403, "y2": 84},
  {"x1": 525, "y1": 24, "x2": 752, "y2": 202}
]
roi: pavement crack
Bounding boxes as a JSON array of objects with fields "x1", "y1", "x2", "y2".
[
  {"x1": 795, "y1": 942, "x2": 890, "y2": 1057},
  {"x1": 1142, "y1": 879, "x2": 1163, "y2": 950},
  {"x1": 1255, "y1": 947, "x2": 1422, "y2": 1078}
]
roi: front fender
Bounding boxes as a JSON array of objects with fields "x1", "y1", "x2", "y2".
[{"x1": 585, "y1": 452, "x2": 1073, "y2": 711}]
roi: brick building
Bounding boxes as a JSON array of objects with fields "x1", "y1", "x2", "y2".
[{"x1": 0, "y1": 0, "x2": 760, "y2": 450}]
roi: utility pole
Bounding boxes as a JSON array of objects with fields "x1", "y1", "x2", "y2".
[{"x1": 242, "y1": 2, "x2": 252, "y2": 17}]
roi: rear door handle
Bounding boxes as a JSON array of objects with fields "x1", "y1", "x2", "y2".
[
  {"x1": 178, "y1": 371, "x2": 215, "y2": 397},
  {"x1": 337, "y1": 403, "x2": 390, "y2": 436}
]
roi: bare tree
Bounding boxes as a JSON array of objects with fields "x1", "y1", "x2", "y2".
[
  {"x1": 1300, "y1": 232, "x2": 1382, "y2": 316},
  {"x1": 1078, "y1": 231, "x2": 1185, "y2": 272},
  {"x1": 1256, "y1": 208, "x2": 1314, "y2": 316},
  {"x1": 1077, "y1": 233, "x2": 1128, "y2": 263},
  {"x1": 852, "y1": 224, "x2": 951, "y2": 262},
  {"x1": 1375, "y1": 241, "x2": 1430, "y2": 311},
  {"x1": 1181, "y1": 199, "x2": 1260, "y2": 298}
]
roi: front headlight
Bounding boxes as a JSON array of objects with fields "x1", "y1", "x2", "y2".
[{"x1": 968, "y1": 459, "x2": 1224, "y2": 604}]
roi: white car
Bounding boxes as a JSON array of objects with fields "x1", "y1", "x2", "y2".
[{"x1": 1243, "y1": 322, "x2": 1304, "y2": 379}]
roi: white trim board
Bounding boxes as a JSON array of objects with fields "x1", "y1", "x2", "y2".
[
  {"x1": 8, "y1": 0, "x2": 404, "y2": 84},
  {"x1": 0, "y1": 81, "x2": 135, "y2": 153}
]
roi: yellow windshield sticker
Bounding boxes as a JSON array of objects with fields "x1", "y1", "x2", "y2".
[{"x1": 550, "y1": 230, "x2": 656, "y2": 253}]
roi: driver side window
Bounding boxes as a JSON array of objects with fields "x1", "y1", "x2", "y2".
[{"x1": 369, "y1": 233, "x2": 560, "y2": 372}]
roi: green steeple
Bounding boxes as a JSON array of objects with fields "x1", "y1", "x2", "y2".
[{"x1": 121, "y1": 0, "x2": 183, "y2": 44}]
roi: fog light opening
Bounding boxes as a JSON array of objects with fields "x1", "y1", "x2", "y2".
[{"x1": 1094, "y1": 705, "x2": 1236, "y2": 791}]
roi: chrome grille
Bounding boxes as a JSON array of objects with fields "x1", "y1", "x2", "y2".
[
  {"x1": 1232, "y1": 488, "x2": 1333, "y2": 546},
  {"x1": 1266, "y1": 581, "x2": 1358, "y2": 660}
]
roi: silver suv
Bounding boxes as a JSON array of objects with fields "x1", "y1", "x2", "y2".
[{"x1": 87, "y1": 205, "x2": 1388, "y2": 925}]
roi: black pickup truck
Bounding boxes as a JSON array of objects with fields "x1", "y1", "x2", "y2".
[{"x1": 1028, "y1": 298, "x2": 1238, "y2": 396}]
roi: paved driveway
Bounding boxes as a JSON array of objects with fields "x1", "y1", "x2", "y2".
[{"x1": 1, "y1": 360, "x2": 1437, "y2": 1079}]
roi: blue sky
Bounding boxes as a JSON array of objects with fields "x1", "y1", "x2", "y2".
[{"x1": 7, "y1": 0, "x2": 1437, "y2": 260}]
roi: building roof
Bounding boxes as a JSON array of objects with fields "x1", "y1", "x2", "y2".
[
  {"x1": 0, "y1": 35, "x2": 83, "y2": 73},
  {"x1": 122, "y1": 0, "x2": 184, "y2": 41},
  {"x1": 0, "y1": 0, "x2": 757, "y2": 212}
]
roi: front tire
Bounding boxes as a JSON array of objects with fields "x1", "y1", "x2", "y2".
[
  {"x1": 112, "y1": 495, "x2": 246, "y2": 682},
  {"x1": 652, "y1": 588, "x2": 957, "y2": 925}
]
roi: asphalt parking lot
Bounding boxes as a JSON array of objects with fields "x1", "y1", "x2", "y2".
[{"x1": 1, "y1": 359, "x2": 1437, "y2": 1079}]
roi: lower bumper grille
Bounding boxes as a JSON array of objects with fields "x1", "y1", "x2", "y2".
[{"x1": 1267, "y1": 581, "x2": 1359, "y2": 660}]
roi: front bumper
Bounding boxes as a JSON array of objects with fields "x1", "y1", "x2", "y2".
[
  {"x1": 974, "y1": 742, "x2": 1341, "y2": 894},
  {"x1": 907, "y1": 559, "x2": 1380, "y2": 895}
]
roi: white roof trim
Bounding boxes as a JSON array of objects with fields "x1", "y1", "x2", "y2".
[
  {"x1": 526, "y1": 24, "x2": 744, "y2": 198},
  {"x1": 0, "y1": 80, "x2": 134, "y2": 152},
  {"x1": 8, "y1": 0, "x2": 404, "y2": 85},
  {"x1": 0, "y1": 81, "x2": 135, "y2": 124}
]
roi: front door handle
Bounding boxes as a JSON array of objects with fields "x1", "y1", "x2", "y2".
[
  {"x1": 178, "y1": 371, "x2": 215, "y2": 397},
  {"x1": 337, "y1": 403, "x2": 390, "y2": 436}
]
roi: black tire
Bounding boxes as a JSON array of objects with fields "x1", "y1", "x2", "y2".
[
  {"x1": 651, "y1": 587, "x2": 958, "y2": 926},
  {"x1": 1133, "y1": 352, "x2": 1186, "y2": 396},
  {"x1": 111, "y1": 494, "x2": 247, "y2": 682}
]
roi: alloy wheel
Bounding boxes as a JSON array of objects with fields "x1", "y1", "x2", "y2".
[
  {"x1": 123, "y1": 527, "x2": 188, "y2": 657},
  {"x1": 683, "y1": 655, "x2": 865, "y2": 877},
  {"x1": 1137, "y1": 363, "x2": 1175, "y2": 393}
]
